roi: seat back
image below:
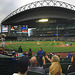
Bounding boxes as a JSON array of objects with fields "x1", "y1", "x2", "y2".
[
  {"x1": 0, "y1": 58, "x2": 18, "y2": 75},
  {"x1": 61, "y1": 63, "x2": 71, "y2": 73},
  {"x1": 60, "y1": 60, "x2": 71, "y2": 63},
  {"x1": 27, "y1": 71, "x2": 44, "y2": 75},
  {"x1": 68, "y1": 72, "x2": 75, "y2": 75}
]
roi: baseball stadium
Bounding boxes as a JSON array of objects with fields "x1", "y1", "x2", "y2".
[
  {"x1": 1, "y1": 0, "x2": 75, "y2": 52},
  {"x1": 0, "y1": 0, "x2": 75, "y2": 74}
]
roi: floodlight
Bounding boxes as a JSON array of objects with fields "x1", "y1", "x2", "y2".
[{"x1": 38, "y1": 19, "x2": 48, "y2": 22}]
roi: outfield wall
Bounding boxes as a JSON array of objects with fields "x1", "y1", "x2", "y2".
[
  {"x1": 4, "y1": 36, "x2": 75, "y2": 41},
  {"x1": 22, "y1": 37, "x2": 75, "y2": 41}
]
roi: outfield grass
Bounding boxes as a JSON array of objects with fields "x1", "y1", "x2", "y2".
[{"x1": 4, "y1": 41, "x2": 75, "y2": 52}]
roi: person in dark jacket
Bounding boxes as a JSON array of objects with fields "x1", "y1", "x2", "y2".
[
  {"x1": 66, "y1": 54, "x2": 75, "y2": 75},
  {"x1": 13, "y1": 56, "x2": 29, "y2": 75},
  {"x1": 28, "y1": 48, "x2": 32, "y2": 59},
  {"x1": 18, "y1": 46, "x2": 23, "y2": 53},
  {"x1": 12, "y1": 51, "x2": 16, "y2": 60},
  {"x1": 37, "y1": 48, "x2": 44, "y2": 67},
  {"x1": 37, "y1": 48, "x2": 44, "y2": 56}
]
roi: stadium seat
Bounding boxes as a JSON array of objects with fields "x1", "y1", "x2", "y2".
[
  {"x1": 27, "y1": 71, "x2": 44, "y2": 75},
  {"x1": 61, "y1": 58, "x2": 71, "y2": 61},
  {"x1": 61, "y1": 63, "x2": 72, "y2": 73},
  {"x1": 46, "y1": 73, "x2": 49, "y2": 75},
  {"x1": 46, "y1": 73, "x2": 65, "y2": 75},
  {"x1": 68, "y1": 72, "x2": 75, "y2": 75},
  {"x1": 0, "y1": 58, "x2": 18, "y2": 75},
  {"x1": 60, "y1": 60, "x2": 71, "y2": 63}
]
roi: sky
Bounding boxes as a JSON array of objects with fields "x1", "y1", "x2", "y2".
[{"x1": 0, "y1": 0, "x2": 75, "y2": 23}]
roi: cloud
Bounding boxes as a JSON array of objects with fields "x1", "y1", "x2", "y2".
[
  {"x1": 0, "y1": 0, "x2": 40, "y2": 22},
  {"x1": 0, "y1": 0, "x2": 17, "y2": 22}
]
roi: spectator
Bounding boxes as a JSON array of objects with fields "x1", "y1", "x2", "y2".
[
  {"x1": 29, "y1": 56, "x2": 45, "y2": 74},
  {"x1": 42, "y1": 54, "x2": 51, "y2": 74},
  {"x1": 37, "y1": 48, "x2": 44, "y2": 56},
  {"x1": 12, "y1": 51, "x2": 16, "y2": 56},
  {"x1": 12, "y1": 51, "x2": 16, "y2": 60},
  {"x1": 42, "y1": 53, "x2": 51, "y2": 65},
  {"x1": 18, "y1": 46, "x2": 23, "y2": 57},
  {"x1": 66, "y1": 54, "x2": 75, "y2": 75},
  {"x1": 13, "y1": 56, "x2": 29, "y2": 75},
  {"x1": 68, "y1": 53, "x2": 71, "y2": 58},
  {"x1": 64, "y1": 53, "x2": 71, "y2": 61},
  {"x1": 37, "y1": 48, "x2": 44, "y2": 67},
  {"x1": 28, "y1": 48, "x2": 32, "y2": 59},
  {"x1": 18, "y1": 46, "x2": 23, "y2": 53},
  {"x1": 49, "y1": 53, "x2": 54, "y2": 59},
  {"x1": 49, "y1": 55, "x2": 62, "y2": 75}
]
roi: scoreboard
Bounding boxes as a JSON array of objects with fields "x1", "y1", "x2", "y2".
[{"x1": 1, "y1": 25, "x2": 28, "y2": 37}]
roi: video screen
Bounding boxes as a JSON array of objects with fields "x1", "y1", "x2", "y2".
[
  {"x1": 22, "y1": 25, "x2": 28, "y2": 33},
  {"x1": 2, "y1": 25, "x2": 8, "y2": 32},
  {"x1": 11, "y1": 26, "x2": 19, "y2": 31}
]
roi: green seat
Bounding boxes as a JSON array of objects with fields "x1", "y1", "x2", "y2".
[
  {"x1": 46, "y1": 73, "x2": 65, "y2": 75},
  {"x1": 61, "y1": 63, "x2": 71, "y2": 73},
  {"x1": 68, "y1": 72, "x2": 75, "y2": 75},
  {"x1": 0, "y1": 58, "x2": 18, "y2": 75},
  {"x1": 27, "y1": 71, "x2": 44, "y2": 75},
  {"x1": 46, "y1": 73, "x2": 49, "y2": 75},
  {"x1": 60, "y1": 60, "x2": 71, "y2": 63},
  {"x1": 62, "y1": 58, "x2": 71, "y2": 61}
]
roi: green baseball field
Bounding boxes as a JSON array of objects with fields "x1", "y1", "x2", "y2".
[{"x1": 4, "y1": 41, "x2": 75, "y2": 52}]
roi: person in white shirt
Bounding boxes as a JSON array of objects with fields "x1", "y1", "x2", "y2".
[{"x1": 1, "y1": 34, "x2": 6, "y2": 47}]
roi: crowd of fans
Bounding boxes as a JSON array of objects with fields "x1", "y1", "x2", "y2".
[{"x1": 8, "y1": 47, "x2": 75, "y2": 75}]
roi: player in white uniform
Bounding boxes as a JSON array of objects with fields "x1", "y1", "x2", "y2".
[
  {"x1": 1, "y1": 34, "x2": 6, "y2": 47},
  {"x1": 1, "y1": 38, "x2": 5, "y2": 47}
]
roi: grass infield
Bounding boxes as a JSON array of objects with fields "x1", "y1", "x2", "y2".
[{"x1": 5, "y1": 41, "x2": 75, "y2": 52}]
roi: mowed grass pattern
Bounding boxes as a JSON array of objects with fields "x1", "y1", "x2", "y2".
[{"x1": 5, "y1": 41, "x2": 75, "y2": 52}]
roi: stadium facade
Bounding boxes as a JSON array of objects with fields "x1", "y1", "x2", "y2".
[{"x1": 1, "y1": 0, "x2": 75, "y2": 41}]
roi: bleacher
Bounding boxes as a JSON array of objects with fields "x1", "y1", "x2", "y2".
[
  {"x1": 0, "y1": 54, "x2": 74, "y2": 75},
  {"x1": 0, "y1": 56, "x2": 18, "y2": 75}
]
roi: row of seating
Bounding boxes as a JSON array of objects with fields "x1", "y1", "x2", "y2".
[
  {"x1": 0, "y1": 57, "x2": 73, "y2": 75},
  {"x1": 45, "y1": 57, "x2": 71, "y2": 63},
  {"x1": 45, "y1": 59, "x2": 71, "y2": 63},
  {"x1": 27, "y1": 71, "x2": 75, "y2": 75},
  {"x1": 0, "y1": 61, "x2": 71, "y2": 74},
  {"x1": 0, "y1": 58, "x2": 18, "y2": 75}
]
